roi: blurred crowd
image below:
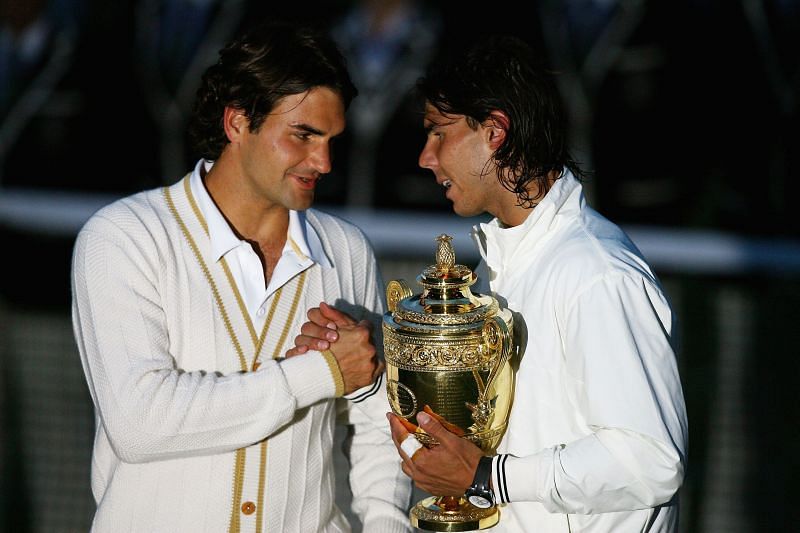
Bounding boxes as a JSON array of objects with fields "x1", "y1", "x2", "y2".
[{"x1": 1, "y1": 0, "x2": 798, "y2": 235}]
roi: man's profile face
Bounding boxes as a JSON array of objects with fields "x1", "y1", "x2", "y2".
[{"x1": 418, "y1": 103, "x2": 497, "y2": 218}]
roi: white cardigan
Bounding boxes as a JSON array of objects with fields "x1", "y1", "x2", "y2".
[
  {"x1": 71, "y1": 176, "x2": 411, "y2": 532},
  {"x1": 473, "y1": 172, "x2": 688, "y2": 532}
]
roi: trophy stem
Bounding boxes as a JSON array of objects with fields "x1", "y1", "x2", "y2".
[{"x1": 410, "y1": 495, "x2": 500, "y2": 532}]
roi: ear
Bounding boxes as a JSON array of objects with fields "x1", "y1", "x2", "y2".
[
  {"x1": 223, "y1": 106, "x2": 248, "y2": 143},
  {"x1": 483, "y1": 110, "x2": 509, "y2": 151}
]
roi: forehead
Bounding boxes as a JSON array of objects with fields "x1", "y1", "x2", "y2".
[
  {"x1": 269, "y1": 87, "x2": 346, "y2": 134},
  {"x1": 423, "y1": 102, "x2": 461, "y2": 123}
]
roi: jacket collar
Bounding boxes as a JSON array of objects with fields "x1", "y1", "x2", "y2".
[{"x1": 472, "y1": 170, "x2": 582, "y2": 274}]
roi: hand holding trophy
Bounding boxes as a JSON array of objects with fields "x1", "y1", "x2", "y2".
[{"x1": 383, "y1": 235, "x2": 515, "y2": 531}]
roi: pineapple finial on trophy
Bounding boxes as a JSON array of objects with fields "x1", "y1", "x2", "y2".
[{"x1": 435, "y1": 234, "x2": 456, "y2": 274}]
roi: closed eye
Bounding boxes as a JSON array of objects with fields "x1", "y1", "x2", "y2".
[
  {"x1": 424, "y1": 125, "x2": 442, "y2": 138},
  {"x1": 291, "y1": 123, "x2": 324, "y2": 141}
]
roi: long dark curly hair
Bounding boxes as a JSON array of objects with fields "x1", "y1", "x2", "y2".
[
  {"x1": 417, "y1": 35, "x2": 584, "y2": 208},
  {"x1": 188, "y1": 20, "x2": 357, "y2": 161}
]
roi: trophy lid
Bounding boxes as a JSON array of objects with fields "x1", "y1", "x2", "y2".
[{"x1": 386, "y1": 234, "x2": 498, "y2": 331}]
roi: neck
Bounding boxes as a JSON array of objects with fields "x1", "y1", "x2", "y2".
[
  {"x1": 495, "y1": 202, "x2": 532, "y2": 228},
  {"x1": 494, "y1": 170, "x2": 560, "y2": 227},
  {"x1": 202, "y1": 158, "x2": 289, "y2": 247},
  {"x1": 202, "y1": 160, "x2": 289, "y2": 285},
  {"x1": 490, "y1": 180, "x2": 534, "y2": 228}
]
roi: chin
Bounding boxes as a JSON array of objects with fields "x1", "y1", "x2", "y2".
[
  {"x1": 290, "y1": 194, "x2": 315, "y2": 212},
  {"x1": 452, "y1": 203, "x2": 480, "y2": 218}
]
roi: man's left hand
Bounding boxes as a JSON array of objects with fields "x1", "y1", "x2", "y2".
[
  {"x1": 286, "y1": 302, "x2": 351, "y2": 356},
  {"x1": 387, "y1": 410, "x2": 484, "y2": 496}
]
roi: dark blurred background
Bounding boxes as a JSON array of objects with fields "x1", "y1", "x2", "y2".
[{"x1": 1, "y1": 1, "x2": 798, "y2": 531}]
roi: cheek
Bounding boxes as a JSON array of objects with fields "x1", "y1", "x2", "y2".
[
  {"x1": 269, "y1": 137, "x2": 287, "y2": 155},
  {"x1": 437, "y1": 142, "x2": 457, "y2": 169},
  {"x1": 268, "y1": 139, "x2": 301, "y2": 169}
]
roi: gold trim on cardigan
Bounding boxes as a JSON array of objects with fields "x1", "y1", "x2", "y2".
[
  {"x1": 287, "y1": 234, "x2": 308, "y2": 261},
  {"x1": 255, "y1": 440, "x2": 268, "y2": 533},
  {"x1": 321, "y1": 350, "x2": 346, "y2": 397},
  {"x1": 164, "y1": 181, "x2": 249, "y2": 370},
  {"x1": 165, "y1": 178, "x2": 310, "y2": 533},
  {"x1": 230, "y1": 448, "x2": 247, "y2": 533},
  {"x1": 184, "y1": 176, "x2": 264, "y2": 348}
]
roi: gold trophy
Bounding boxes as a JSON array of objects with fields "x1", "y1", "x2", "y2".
[{"x1": 383, "y1": 234, "x2": 515, "y2": 531}]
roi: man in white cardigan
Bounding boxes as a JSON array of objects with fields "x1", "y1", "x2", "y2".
[
  {"x1": 296, "y1": 35, "x2": 688, "y2": 532},
  {"x1": 71, "y1": 20, "x2": 411, "y2": 532}
]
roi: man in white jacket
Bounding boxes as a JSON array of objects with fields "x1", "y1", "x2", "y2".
[
  {"x1": 296, "y1": 34, "x2": 688, "y2": 532},
  {"x1": 71, "y1": 20, "x2": 411, "y2": 532}
]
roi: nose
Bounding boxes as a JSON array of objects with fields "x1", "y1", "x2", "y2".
[
  {"x1": 310, "y1": 143, "x2": 332, "y2": 175},
  {"x1": 418, "y1": 138, "x2": 437, "y2": 170}
]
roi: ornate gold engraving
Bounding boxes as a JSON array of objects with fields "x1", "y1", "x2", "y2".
[
  {"x1": 386, "y1": 279, "x2": 413, "y2": 313},
  {"x1": 387, "y1": 378, "x2": 418, "y2": 418},
  {"x1": 393, "y1": 299, "x2": 498, "y2": 325},
  {"x1": 383, "y1": 328, "x2": 490, "y2": 370}
]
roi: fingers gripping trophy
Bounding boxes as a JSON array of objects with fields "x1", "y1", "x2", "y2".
[{"x1": 383, "y1": 235, "x2": 516, "y2": 531}]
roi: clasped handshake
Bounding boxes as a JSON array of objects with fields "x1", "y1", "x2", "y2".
[
  {"x1": 286, "y1": 302, "x2": 484, "y2": 497},
  {"x1": 285, "y1": 301, "x2": 383, "y2": 395}
]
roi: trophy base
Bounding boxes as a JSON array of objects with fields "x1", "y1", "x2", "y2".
[{"x1": 410, "y1": 496, "x2": 499, "y2": 531}]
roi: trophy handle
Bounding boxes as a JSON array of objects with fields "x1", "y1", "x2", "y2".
[
  {"x1": 481, "y1": 315, "x2": 512, "y2": 394},
  {"x1": 467, "y1": 316, "x2": 512, "y2": 434},
  {"x1": 386, "y1": 279, "x2": 413, "y2": 313}
]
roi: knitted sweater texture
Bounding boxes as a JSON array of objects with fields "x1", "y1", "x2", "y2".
[{"x1": 71, "y1": 177, "x2": 411, "y2": 532}]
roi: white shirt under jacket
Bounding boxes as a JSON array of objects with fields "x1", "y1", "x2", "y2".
[
  {"x1": 71, "y1": 160, "x2": 411, "y2": 532},
  {"x1": 471, "y1": 171, "x2": 688, "y2": 532}
]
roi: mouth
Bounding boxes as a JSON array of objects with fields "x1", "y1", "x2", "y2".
[{"x1": 294, "y1": 175, "x2": 318, "y2": 190}]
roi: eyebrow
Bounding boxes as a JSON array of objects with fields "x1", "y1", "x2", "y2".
[
  {"x1": 290, "y1": 123, "x2": 324, "y2": 136},
  {"x1": 423, "y1": 116, "x2": 455, "y2": 131},
  {"x1": 290, "y1": 122, "x2": 344, "y2": 140}
]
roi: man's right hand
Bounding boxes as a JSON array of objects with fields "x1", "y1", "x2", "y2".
[{"x1": 287, "y1": 302, "x2": 384, "y2": 394}]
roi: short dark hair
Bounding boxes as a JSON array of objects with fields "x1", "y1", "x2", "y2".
[
  {"x1": 417, "y1": 35, "x2": 583, "y2": 208},
  {"x1": 189, "y1": 20, "x2": 357, "y2": 160}
]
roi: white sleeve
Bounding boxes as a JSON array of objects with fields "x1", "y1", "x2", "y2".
[
  {"x1": 71, "y1": 221, "x2": 335, "y2": 464},
  {"x1": 492, "y1": 272, "x2": 687, "y2": 513}
]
